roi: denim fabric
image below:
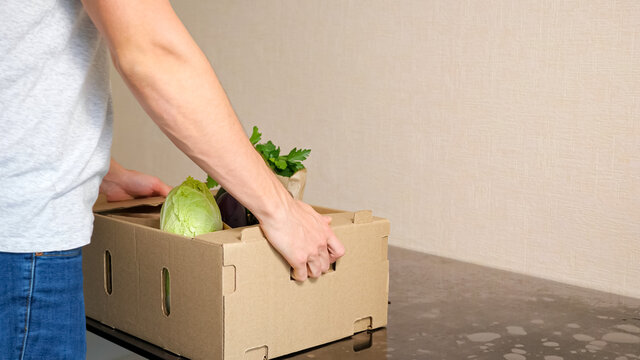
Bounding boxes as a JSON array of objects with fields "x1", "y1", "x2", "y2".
[{"x1": 0, "y1": 248, "x2": 86, "y2": 360}]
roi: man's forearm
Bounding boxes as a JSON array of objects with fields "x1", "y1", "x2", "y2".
[
  {"x1": 108, "y1": 12, "x2": 290, "y2": 222},
  {"x1": 82, "y1": 0, "x2": 345, "y2": 280}
]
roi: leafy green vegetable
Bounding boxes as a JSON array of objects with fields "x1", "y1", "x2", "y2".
[
  {"x1": 252, "y1": 126, "x2": 310, "y2": 178},
  {"x1": 160, "y1": 176, "x2": 222, "y2": 237},
  {"x1": 206, "y1": 126, "x2": 310, "y2": 188},
  {"x1": 206, "y1": 175, "x2": 218, "y2": 189},
  {"x1": 249, "y1": 126, "x2": 261, "y2": 145}
]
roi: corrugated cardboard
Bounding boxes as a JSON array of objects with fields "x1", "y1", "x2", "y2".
[{"x1": 84, "y1": 197, "x2": 389, "y2": 359}]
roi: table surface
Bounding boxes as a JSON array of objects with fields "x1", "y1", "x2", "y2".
[{"x1": 88, "y1": 246, "x2": 640, "y2": 359}]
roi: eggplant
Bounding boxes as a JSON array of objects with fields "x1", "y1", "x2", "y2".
[
  {"x1": 214, "y1": 186, "x2": 227, "y2": 201},
  {"x1": 215, "y1": 188, "x2": 260, "y2": 228},
  {"x1": 216, "y1": 192, "x2": 248, "y2": 228}
]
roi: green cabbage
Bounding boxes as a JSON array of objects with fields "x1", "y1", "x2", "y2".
[{"x1": 160, "y1": 176, "x2": 222, "y2": 237}]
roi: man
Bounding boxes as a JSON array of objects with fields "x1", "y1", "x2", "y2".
[{"x1": 0, "y1": 1, "x2": 345, "y2": 359}]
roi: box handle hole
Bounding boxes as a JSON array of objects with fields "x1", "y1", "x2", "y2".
[
  {"x1": 352, "y1": 330, "x2": 373, "y2": 352},
  {"x1": 244, "y1": 345, "x2": 268, "y2": 359},
  {"x1": 162, "y1": 267, "x2": 171, "y2": 316},
  {"x1": 289, "y1": 261, "x2": 337, "y2": 281},
  {"x1": 104, "y1": 250, "x2": 112, "y2": 295}
]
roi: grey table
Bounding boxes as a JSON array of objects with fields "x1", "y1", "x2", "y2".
[{"x1": 87, "y1": 246, "x2": 640, "y2": 359}]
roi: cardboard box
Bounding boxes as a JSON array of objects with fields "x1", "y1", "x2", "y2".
[{"x1": 84, "y1": 196, "x2": 389, "y2": 359}]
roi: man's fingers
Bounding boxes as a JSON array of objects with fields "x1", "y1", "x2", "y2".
[
  {"x1": 153, "y1": 179, "x2": 172, "y2": 197},
  {"x1": 319, "y1": 246, "x2": 331, "y2": 273},
  {"x1": 103, "y1": 183, "x2": 135, "y2": 202},
  {"x1": 306, "y1": 263, "x2": 317, "y2": 279},
  {"x1": 306, "y1": 259, "x2": 322, "y2": 279},
  {"x1": 291, "y1": 264, "x2": 308, "y2": 282},
  {"x1": 327, "y1": 233, "x2": 345, "y2": 263}
]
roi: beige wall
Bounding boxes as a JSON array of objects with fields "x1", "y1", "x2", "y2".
[{"x1": 110, "y1": 1, "x2": 640, "y2": 298}]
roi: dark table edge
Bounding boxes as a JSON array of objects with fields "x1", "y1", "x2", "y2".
[
  {"x1": 87, "y1": 316, "x2": 382, "y2": 360},
  {"x1": 86, "y1": 317, "x2": 188, "y2": 360}
]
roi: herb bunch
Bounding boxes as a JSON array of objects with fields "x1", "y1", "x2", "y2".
[{"x1": 206, "y1": 126, "x2": 310, "y2": 188}]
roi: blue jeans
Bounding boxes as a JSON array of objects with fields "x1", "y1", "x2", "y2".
[{"x1": 0, "y1": 249, "x2": 86, "y2": 360}]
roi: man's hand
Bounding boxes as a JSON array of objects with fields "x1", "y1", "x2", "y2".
[
  {"x1": 99, "y1": 158, "x2": 172, "y2": 202},
  {"x1": 259, "y1": 200, "x2": 345, "y2": 281},
  {"x1": 82, "y1": 0, "x2": 346, "y2": 280}
]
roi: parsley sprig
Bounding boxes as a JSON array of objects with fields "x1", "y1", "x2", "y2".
[{"x1": 206, "y1": 126, "x2": 310, "y2": 188}]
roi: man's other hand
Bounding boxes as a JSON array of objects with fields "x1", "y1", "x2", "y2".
[{"x1": 99, "y1": 158, "x2": 172, "y2": 202}]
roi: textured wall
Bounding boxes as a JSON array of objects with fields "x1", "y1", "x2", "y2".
[{"x1": 110, "y1": 1, "x2": 640, "y2": 298}]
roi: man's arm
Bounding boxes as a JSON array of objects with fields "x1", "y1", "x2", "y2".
[
  {"x1": 100, "y1": 158, "x2": 172, "y2": 201},
  {"x1": 81, "y1": 0, "x2": 344, "y2": 280}
]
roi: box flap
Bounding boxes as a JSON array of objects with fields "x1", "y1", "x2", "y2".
[{"x1": 93, "y1": 194, "x2": 166, "y2": 213}]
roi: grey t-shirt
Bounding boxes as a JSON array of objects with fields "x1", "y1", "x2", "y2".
[{"x1": 0, "y1": 1, "x2": 112, "y2": 252}]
